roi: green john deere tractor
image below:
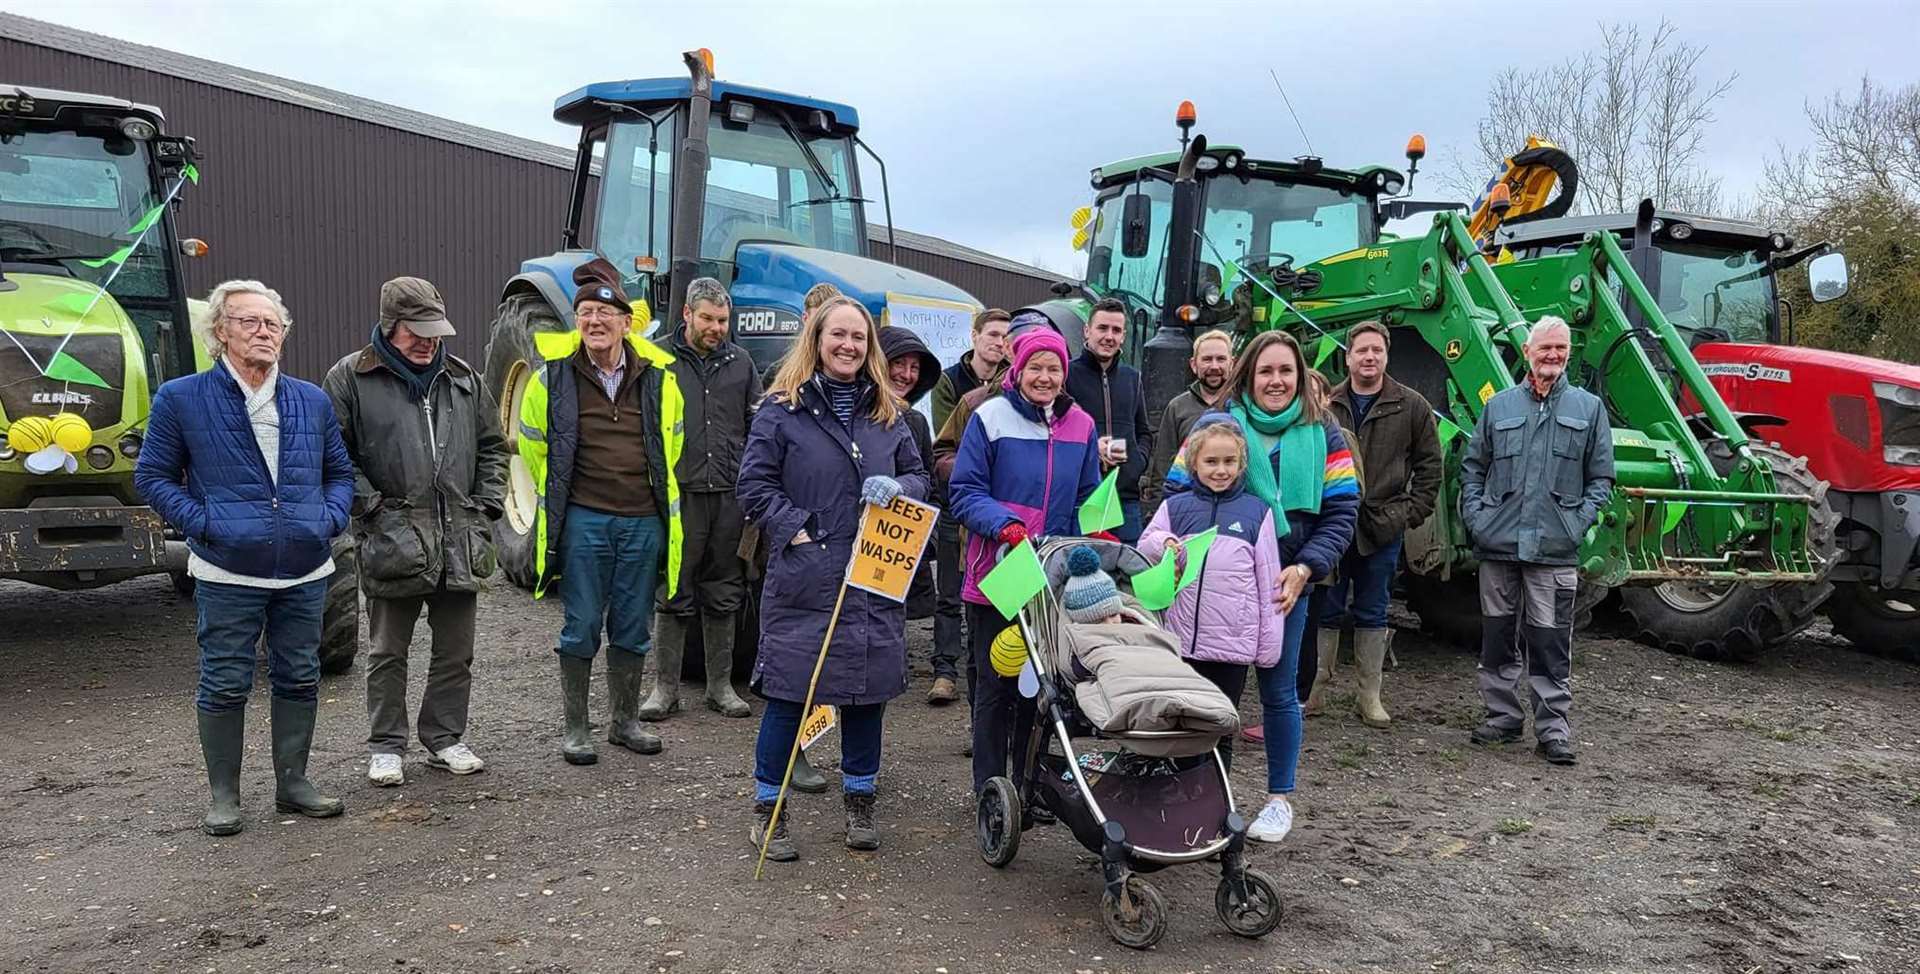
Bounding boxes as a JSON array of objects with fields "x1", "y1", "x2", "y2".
[
  {"x1": 0, "y1": 86, "x2": 361, "y2": 672},
  {"x1": 1035, "y1": 108, "x2": 1825, "y2": 661}
]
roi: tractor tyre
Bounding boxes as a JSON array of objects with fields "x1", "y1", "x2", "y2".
[
  {"x1": 1824, "y1": 583, "x2": 1920, "y2": 662},
  {"x1": 1616, "y1": 443, "x2": 1839, "y2": 663},
  {"x1": 483, "y1": 292, "x2": 569, "y2": 592},
  {"x1": 318, "y1": 535, "x2": 361, "y2": 675}
]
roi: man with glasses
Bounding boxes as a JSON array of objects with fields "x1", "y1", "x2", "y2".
[
  {"x1": 514, "y1": 260, "x2": 687, "y2": 765},
  {"x1": 136, "y1": 280, "x2": 355, "y2": 836}
]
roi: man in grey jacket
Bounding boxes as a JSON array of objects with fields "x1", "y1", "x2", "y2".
[
  {"x1": 1459, "y1": 316, "x2": 1613, "y2": 766},
  {"x1": 323, "y1": 277, "x2": 508, "y2": 786},
  {"x1": 1141, "y1": 328, "x2": 1233, "y2": 512},
  {"x1": 640, "y1": 277, "x2": 760, "y2": 720}
]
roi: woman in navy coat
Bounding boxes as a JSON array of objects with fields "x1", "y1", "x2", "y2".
[{"x1": 735, "y1": 295, "x2": 929, "y2": 863}]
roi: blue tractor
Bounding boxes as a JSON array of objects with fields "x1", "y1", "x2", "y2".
[{"x1": 484, "y1": 49, "x2": 980, "y2": 588}]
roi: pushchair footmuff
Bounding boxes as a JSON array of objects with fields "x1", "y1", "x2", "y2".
[{"x1": 974, "y1": 537, "x2": 1284, "y2": 949}]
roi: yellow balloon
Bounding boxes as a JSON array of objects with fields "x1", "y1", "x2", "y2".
[
  {"x1": 49, "y1": 413, "x2": 91, "y2": 453},
  {"x1": 990, "y1": 624, "x2": 1028, "y2": 678},
  {"x1": 7, "y1": 415, "x2": 55, "y2": 454}
]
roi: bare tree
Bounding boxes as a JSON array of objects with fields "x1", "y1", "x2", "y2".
[
  {"x1": 1446, "y1": 20, "x2": 1735, "y2": 214},
  {"x1": 1761, "y1": 77, "x2": 1920, "y2": 223}
]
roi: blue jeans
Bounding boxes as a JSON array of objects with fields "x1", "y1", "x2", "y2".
[
  {"x1": 754, "y1": 697, "x2": 887, "y2": 801},
  {"x1": 557, "y1": 506, "x2": 664, "y2": 660},
  {"x1": 195, "y1": 577, "x2": 327, "y2": 713},
  {"x1": 1114, "y1": 499, "x2": 1144, "y2": 544},
  {"x1": 1254, "y1": 605, "x2": 1310, "y2": 794},
  {"x1": 1317, "y1": 538, "x2": 1404, "y2": 631}
]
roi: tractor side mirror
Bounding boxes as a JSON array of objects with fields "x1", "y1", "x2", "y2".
[
  {"x1": 1120, "y1": 193, "x2": 1152, "y2": 260},
  {"x1": 1807, "y1": 252, "x2": 1849, "y2": 303}
]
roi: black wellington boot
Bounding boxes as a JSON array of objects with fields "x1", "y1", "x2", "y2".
[
  {"x1": 197, "y1": 708, "x2": 246, "y2": 836},
  {"x1": 269, "y1": 697, "x2": 344, "y2": 818}
]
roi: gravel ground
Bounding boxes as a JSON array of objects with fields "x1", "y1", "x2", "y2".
[{"x1": 2, "y1": 575, "x2": 1916, "y2": 974}]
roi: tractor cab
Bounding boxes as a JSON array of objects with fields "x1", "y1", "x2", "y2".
[
  {"x1": 1494, "y1": 211, "x2": 1849, "y2": 348},
  {"x1": 520, "y1": 50, "x2": 978, "y2": 375}
]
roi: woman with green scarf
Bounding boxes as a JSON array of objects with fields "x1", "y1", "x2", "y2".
[{"x1": 1161, "y1": 330, "x2": 1358, "y2": 842}]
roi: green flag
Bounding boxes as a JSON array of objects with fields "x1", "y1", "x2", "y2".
[
  {"x1": 1131, "y1": 550, "x2": 1180, "y2": 611},
  {"x1": 45, "y1": 350, "x2": 111, "y2": 389},
  {"x1": 79, "y1": 245, "x2": 134, "y2": 269},
  {"x1": 1312, "y1": 336, "x2": 1335, "y2": 369},
  {"x1": 979, "y1": 538, "x2": 1047, "y2": 620},
  {"x1": 128, "y1": 204, "x2": 165, "y2": 235},
  {"x1": 183, "y1": 163, "x2": 200, "y2": 184},
  {"x1": 1437, "y1": 417, "x2": 1464, "y2": 443},
  {"x1": 1661, "y1": 502, "x2": 1689, "y2": 534},
  {"x1": 1174, "y1": 527, "x2": 1218, "y2": 592},
  {"x1": 45, "y1": 292, "x2": 102, "y2": 318},
  {"x1": 1078, "y1": 467, "x2": 1124, "y2": 534}
]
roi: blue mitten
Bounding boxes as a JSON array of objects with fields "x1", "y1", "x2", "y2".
[{"x1": 861, "y1": 474, "x2": 902, "y2": 507}]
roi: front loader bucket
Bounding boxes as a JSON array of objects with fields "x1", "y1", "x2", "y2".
[{"x1": 1599, "y1": 487, "x2": 1821, "y2": 586}]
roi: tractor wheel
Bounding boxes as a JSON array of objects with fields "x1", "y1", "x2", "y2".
[
  {"x1": 484, "y1": 292, "x2": 569, "y2": 592},
  {"x1": 318, "y1": 535, "x2": 361, "y2": 675},
  {"x1": 1824, "y1": 583, "x2": 1920, "y2": 662},
  {"x1": 1616, "y1": 443, "x2": 1839, "y2": 662}
]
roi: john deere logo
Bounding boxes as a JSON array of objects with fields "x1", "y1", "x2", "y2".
[{"x1": 1444, "y1": 339, "x2": 1463, "y2": 361}]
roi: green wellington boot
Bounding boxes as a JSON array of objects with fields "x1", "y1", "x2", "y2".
[
  {"x1": 269, "y1": 697, "x2": 344, "y2": 818},
  {"x1": 638, "y1": 615, "x2": 685, "y2": 721},
  {"x1": 606, "y1": 648, "x2": 663, "y2": 755},
  {"x1": 559, "y1": 655, "x2": 598, "y2": 765},
  {"x1": 701, "y1": 614, "x2": 752, "y2": 718},
  {"x1": 197, "y1": 707, "x2": 246, "y2": 836}
]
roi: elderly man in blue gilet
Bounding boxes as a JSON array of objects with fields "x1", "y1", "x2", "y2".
[
  {"x1": 136, "y1": 280, "x2": 356, "y2": 836},
  {"x1": 1458, "y1": 316, "x2": 1614, "y2": 767}
]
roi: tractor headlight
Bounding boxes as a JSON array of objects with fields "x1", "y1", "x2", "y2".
[
  {"x1": 0, "y1": 446, "x2": 14, "y2": 462},
  {"x1": 86, "y1": 445, "x2": 116, "y2": 470},
  {"x1": 1667, "y1": 221, "x2": 1694, "y2": 241},
  {"x1": 1202, "y1": 283, "x2": 1224, "y2": 307},
  {"x1": 118, "y1": 433, "x2": 143, "y2": 458},
  {"x1": 119, "y1": 117, "x2": 158, "y2": 141},
  {"x1": 1382, "y1": 176, "x2": 1404, "y2": 195},
  {"x1": 1873, "y1": 381, "x2": 1920, "y2": 466}
]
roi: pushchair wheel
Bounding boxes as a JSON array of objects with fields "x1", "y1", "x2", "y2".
[
  {"x1": 976, "y1": 776, "x2": 1021, "y2": 868},
  {"x1": 1215, "y1": 868, "x2": 1284, "y2": 938},
  {"x1": 1100, "y1": 876, "x2": 1168, "y2": 949}
]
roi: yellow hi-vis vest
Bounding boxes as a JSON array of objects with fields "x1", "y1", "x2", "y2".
[{"x1": 517, "y1": 329, "x2": 685, "y2": 600}]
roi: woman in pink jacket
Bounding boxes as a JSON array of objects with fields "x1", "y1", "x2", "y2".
[{"x1": 1137, "y1": 413, "x2": 1285, "y2": 781}]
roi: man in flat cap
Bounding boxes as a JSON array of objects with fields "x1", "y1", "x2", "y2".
[
  {"x1": 324, "y1": 276, "x2": 508, "y2": 785},
  {"x1": 515, "y1": 260, "x2": 687, "y2": 764}
]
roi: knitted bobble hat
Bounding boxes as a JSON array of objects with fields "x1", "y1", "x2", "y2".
[{"x1": 1062, "y1": 544, "x2": 1124, "y2": 624}]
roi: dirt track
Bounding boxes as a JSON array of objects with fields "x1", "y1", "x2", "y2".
[{"x1": 2, "y1": 575, "x2": 1916, "y2": 974}]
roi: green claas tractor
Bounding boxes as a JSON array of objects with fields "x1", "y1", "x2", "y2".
[
  {"x1": 1036, "y1": 107, "x2": 1826, "y2": 661},
  {"x1": 0, "y1": 86, "x2": 361, "y2": 672}
]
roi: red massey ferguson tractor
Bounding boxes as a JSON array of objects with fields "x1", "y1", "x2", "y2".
[{"x1": 1500, "y1": 210, "x2": 1918, "y2": 657}]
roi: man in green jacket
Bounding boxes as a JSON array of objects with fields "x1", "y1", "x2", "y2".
[
  {"x1": 324, "y1": 277, "x2": 508, "y2": 786},
  {"x1": 517, "y1": 261, "x2": 686, "y2": 765}
]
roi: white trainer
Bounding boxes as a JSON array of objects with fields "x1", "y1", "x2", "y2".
[
  {"x1": 368, "y1": 753, "x2": 405, "y2": 786},
  {"x1": 1247, "y1": 796, "x2": 1294, "y2": 843},
  {"x1": 428, "y1": 743, "x2": 485, "y2": 775}
]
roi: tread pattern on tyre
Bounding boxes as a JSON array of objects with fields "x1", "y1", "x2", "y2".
[
  {"x1": 318, "y1": 536, "x2": 360, "y2": 675},
  {"x1": 1824, "y1": 582, "x2": 1920, "y2": 661},
  {"x1": 484, "y1": 292, "x2": 566, "y2": 593}
]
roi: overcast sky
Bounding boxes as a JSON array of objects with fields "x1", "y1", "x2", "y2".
[{"x1": 23, "y1": 0, "x2": 1920, "y2": 273}]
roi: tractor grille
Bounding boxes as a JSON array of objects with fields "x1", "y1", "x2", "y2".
[{"x1": 0, "y1": 332, "x2": 126, "y2": 428}]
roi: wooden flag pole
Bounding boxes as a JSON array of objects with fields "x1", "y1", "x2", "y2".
[{"x1": 754, "y1": 576, "x2": 852, "y2": 880}]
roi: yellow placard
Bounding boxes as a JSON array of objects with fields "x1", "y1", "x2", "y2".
[
  {"x1": 798, "y1": 704, "x2": 837, "y2": 750},
  {"x1": 1478, "y1": 381, "x2": 1496, "y2": 405},
  {"x1": 844, "y1": 495, "x2": 938, "y2": 603}
]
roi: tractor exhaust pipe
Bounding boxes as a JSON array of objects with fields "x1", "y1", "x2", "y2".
[
  {"x1": 1139, "y1": 135, "x2": 1208, "y2": 428},
  {"x1": 667, "y1": 49, "x2": 716, "y2": 329}
]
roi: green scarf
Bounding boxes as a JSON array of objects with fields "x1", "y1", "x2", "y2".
[{"x1": 1230, "y1": 394, "x2": 1326, "y2": 527}]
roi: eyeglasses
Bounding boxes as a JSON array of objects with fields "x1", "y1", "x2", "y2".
[
  {"x1": 577, "y1": 308, "x2": 627, "y2": 323},
  {"x1": 224, "y1": 315, "x2": 285, "y2": 335}
]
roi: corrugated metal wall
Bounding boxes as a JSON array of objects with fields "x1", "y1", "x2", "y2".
[{"x1": 4, "y1": 38, "x2": 1063, "y2": 378}]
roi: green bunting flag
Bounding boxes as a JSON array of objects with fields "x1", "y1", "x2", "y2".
[
  {"x1": 44, "y1": 350, "x2": 111, "y2": 389},
  {"x1": 1437, "y1": 417, "x2": 1464, "y2": 444},
  {"x1": 1078, "y1": 467, "x2": 1124, "y2": 534},
  {"x1": 1174, "y1": 527, "x2": 1218, "y2": 591},
  {"x1": 128, "y1": 204, "x2": 165, "y2": 235},
  {"x1": 1661, "y1": 502, "x2": 1689, "y2": 534},
  {"x1": 1132, "y1": 550, "x2": 1180, "y2": 610},
  {"x1": 45, "y1": 292, "x2": 102, "y2": 317},
  {"x1": 979, "y1": 538, "x2": 1047, "y2": 620},
  {"x1": 183, "y1": 163, "x2": 200, "y2": 185},
  {"x1": 1312, "y1": 336, "x2": 1335, "y2": 369},
  {"x1": 79, "y1": 245, "x2": 134, "y2": 269}
]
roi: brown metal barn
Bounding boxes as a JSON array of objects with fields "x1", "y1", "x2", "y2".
[{"x1": 1, "y1": 12, "x2": 1066, "y2": 379}]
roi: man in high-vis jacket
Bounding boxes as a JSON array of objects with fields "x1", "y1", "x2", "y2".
[{"x1": 517, "y1": 260, "x2": 685, "y2": 765}]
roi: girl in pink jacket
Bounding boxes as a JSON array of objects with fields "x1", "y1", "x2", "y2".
[{"x1": 1137, "y1": 414, "x2": 1286, "y2": 773}]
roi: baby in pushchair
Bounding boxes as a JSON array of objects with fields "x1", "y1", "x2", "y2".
[{"x1": 973, "y1": 540, "x2": 1282, "y2": 949}]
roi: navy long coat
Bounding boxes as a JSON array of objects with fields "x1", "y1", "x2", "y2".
[{"x1": 735, "y1": 376, "x2": 929, "y2": 705}]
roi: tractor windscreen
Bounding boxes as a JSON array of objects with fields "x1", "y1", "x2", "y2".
[
  {"x1": 0, "y1": 128, "x2": 170, "y2": 299},
  {"x1": 597, "y1": 111, "x2": 865, "y2": 278},
  {"x1": 1654, "y1": 242, "x2": 1774, "y2": 343}
]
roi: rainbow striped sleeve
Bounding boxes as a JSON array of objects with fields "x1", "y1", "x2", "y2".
[{"x1": 1322, "y1": 447, "x2": 1359, "y2": 499}]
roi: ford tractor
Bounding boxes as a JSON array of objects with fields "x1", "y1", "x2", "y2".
[
  {"x1": 0, "y1": 86, "x2": 362, "y2": 672},
  {"x1": 482, "y1": 49, "x2": 982, "y2": 681},
  {"x1": 1499, "y1": 210, "x2": 1916, "y2": 657},
  {"x1": 1033, "y1": 105, "x2": 1826, "y2": 661}
]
